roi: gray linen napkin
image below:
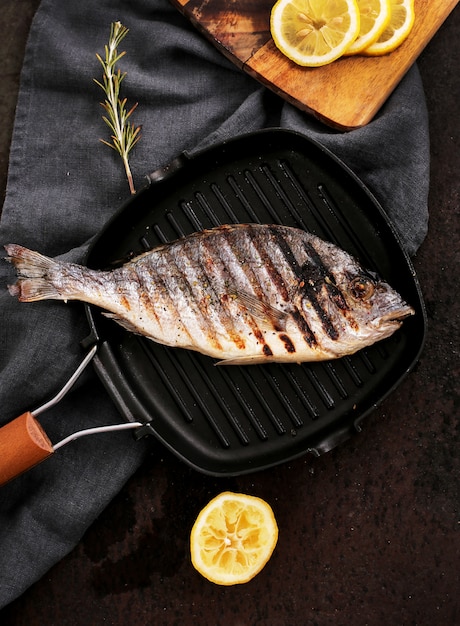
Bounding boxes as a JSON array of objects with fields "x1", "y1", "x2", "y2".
[{"x1": 0, "y1": 0, "x2": 429, "y2": 607}]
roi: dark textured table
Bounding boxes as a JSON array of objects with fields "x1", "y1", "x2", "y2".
[{"x1": 1, "y1": 2, "x2": 459, "y2": 624}]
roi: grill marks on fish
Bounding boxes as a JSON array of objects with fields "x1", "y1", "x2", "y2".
[
  {"x1": 194, "y1": 232, "x2": 249, "y2": 351},
  {"x1": 5, "y1": 224, "x2": 415, "y2": 364},
  {"x1": 141, "y1": 244, "x2": 222, "y2": 351},
  {"x1": 213, "y1": 228, "x2": 277, "y2": 356},
  {"x1": 245, "y1": 227, "x2": 291, "y2": 303},
  {"x1": 161, "y1": 226, "x2": 274, "y2": 355},
  {"x1": 268, "y1": 226, "x2": 316, "y2": 348},
  {"x1": 279, "y1": 333, "x2": 296, "y2": 353},
  {"x1": 272, "y1": 228, "x2": 358, "y2": 343},
  {"x1": 169, "y1": 234, "x2": 242, "y2": 352},
  {"x1": 298, "y1": 261, "x2": 341, "y2": 342},
  {"x1": 301, "y1": 239, "x2": 346, "y2": 308},
  {"x1": 138, "y1": 224, "x2": 349, "y2": 359},
  {"x1": 117, "y1": 225, "x2": 364, "y2": 359},
  {"x1": 270, "y1": 226, "x2": 344, "y2": 344},
  {"x1": 203, "y1": 226, "x2": 297, "y2": 357}
]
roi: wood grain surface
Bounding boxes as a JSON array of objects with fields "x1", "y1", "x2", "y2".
[{"x1": 170, "y1": 0, "x2": 459, "y2": 129}]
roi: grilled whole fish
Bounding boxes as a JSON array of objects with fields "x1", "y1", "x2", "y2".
[{"x1": 5, "y1": 224, "x2": 414, "y2": 364}]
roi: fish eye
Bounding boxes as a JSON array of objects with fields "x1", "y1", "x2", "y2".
[{"x1": 349, "y1": 276, "x2": 375, "y2": 301}]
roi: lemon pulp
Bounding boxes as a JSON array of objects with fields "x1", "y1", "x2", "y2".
[
  {"x1": 190, "y1": 492, "x2": 278, "y2": 585},
  {"x1": 363, "y1": 0, "x2": 415, "y2": 55},
  {"x1": 270, "y1": 0, "x2": 361, "y2": 67},
  {"x1": 346, "y1": 0, "x2": 392, "y2": 54}
]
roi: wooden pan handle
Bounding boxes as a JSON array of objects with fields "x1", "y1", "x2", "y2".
[{"x1": 0, "y1": 412, "x2": 54, "y2": 486}]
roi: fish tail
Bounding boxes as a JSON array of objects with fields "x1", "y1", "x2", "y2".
[{"x1": 4, "y1": 244, "x2": 66, "y2": 302}]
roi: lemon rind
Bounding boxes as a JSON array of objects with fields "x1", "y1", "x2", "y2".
[
  {"x1": 270, "y1": 0, "x2": 361, "y2": 67},
  {"x1": 345, "y1": 0, "x2": 392, "y2": 55},
  {"x1": 362, "y1": 0, "x2": 415, "y2": 56},
  {"x1": 190, "y1": 491, "x2": 279, "y2": 586}
]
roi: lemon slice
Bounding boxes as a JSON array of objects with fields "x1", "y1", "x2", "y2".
[
  {"x1": 190, "y1": 492, "x2": 279, "y2": 585},
  {"x1": 270, "y1": 0, "x2": 361, "y2": 67},
  {"x1": 345, "y1": 0, "x2": 391, "y2": 54},
  {"x1": 363, "y1": 0, "x2": 415, "y2": 55}
]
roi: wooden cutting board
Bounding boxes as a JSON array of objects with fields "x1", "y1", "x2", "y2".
[{"x1": 170, "y1": 0, "x2": 459, "y2": 130}]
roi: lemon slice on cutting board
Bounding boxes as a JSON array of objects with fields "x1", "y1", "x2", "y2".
[
  {"x1": 270, "y1": 0, "x2": 361, "y2": 67},
  {"x1": 345, "y1": 0, "x2": 392, "y2": 54},
  {"x1": 190, "y1": 492, "x2": 279, "y2": 585},
  {"x1": 363, "y1": 0, "x2": 415, "y2": 55}
]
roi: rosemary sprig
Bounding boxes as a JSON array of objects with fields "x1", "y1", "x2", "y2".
[{"x1": 94, "y1": 21, "x2": 141, "y2": 195}]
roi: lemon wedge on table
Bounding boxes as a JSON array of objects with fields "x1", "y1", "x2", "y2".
[
  {"x1": 270, "y1": 0, "x2": 361, "y2": 67},
  {"x1": 363, "y1": 0, "x2": 415, "y2": 55},
  {"x1": 190, "y1": 492, "x2": 279, "y2": 585},
  {"x1": 346, "y1": 0, "x2": 392, "y2": 54}
]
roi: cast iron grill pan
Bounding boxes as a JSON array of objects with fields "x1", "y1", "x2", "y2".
[{"x1": 84, "y1": 129, "x2": 426, "y2": 476}]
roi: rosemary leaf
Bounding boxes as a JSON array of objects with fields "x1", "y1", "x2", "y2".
[{"x1": 94, "y1": 21, "x2": 141, "y2": 195}]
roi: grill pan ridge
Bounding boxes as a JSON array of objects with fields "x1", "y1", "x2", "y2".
[{"x1": 84, "y1": 129, "x2": 426, "y2": 476}]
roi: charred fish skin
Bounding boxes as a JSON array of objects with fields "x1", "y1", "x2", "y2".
[{"x1": 4, "y1": 224, "x2": 414, "y2": 364}]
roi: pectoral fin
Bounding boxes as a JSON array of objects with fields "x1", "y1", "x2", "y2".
[{"x1": 231, "y1": 291, "x2": 288, "y2": 331}]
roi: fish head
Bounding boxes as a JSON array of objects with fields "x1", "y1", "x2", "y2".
[
  {"x1": 337, "y1": 268, "x2": 415, "y2": 340},
  {"x1": 295, "y1": 259, "x2": 415, "y2": 359}
]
